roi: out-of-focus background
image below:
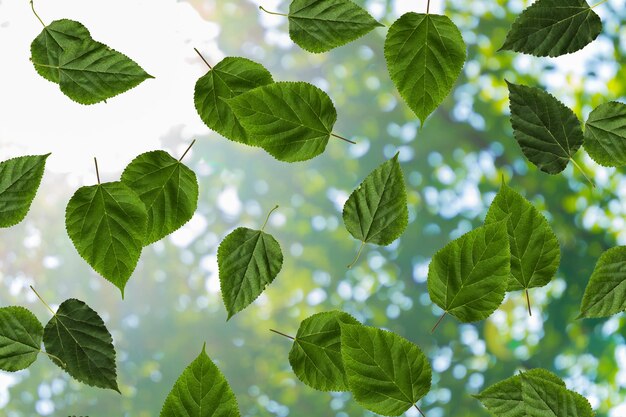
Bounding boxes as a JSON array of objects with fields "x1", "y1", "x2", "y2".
[{"x1": 1, "y1": 0, "x2": 626, "y2": 416}]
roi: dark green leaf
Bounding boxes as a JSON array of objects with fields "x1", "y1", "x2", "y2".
[
  {"x1": 579, "y1": 246, "x2": 626, "y2": 319},
  {"x1": 584, "y1": 101, "x2": 626, "y2": 167},
  {"x1": 521, "y1": 369, "x2": 594, "y2": 417},
  {"x1": 0, "y1": 306, "x2": 43, "y2": 372},
  {"x1": 43, "y1": 299, "x2": 119, "y2": 392},
  {"x1": 0, "y1": 154, "x2": 49, "y2": 228}
]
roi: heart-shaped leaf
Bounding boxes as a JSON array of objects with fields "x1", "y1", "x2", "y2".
[
  {"x1": 0, "y1": 306, "x2": 43, "y2": 372},
  {"x1": 584, "y1": 101, "x2": 626, "y2": 167},
  {"x1": 579, "y1": 246, "x2": 626, "y2": 319}
]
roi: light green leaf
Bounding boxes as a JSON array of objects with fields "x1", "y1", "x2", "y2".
[
  {"x1": 500, "y1": 0, "x2": 602, "y2": 57},
  {"x1": 579, "y1": 246, "x2": 626, "y2": 319},
  {"x1": 584, "y1": 101, "x2": 626, "y2": 167},
  {"x1": 228, "y1": 82, "x2": 339, "y2": 162},
  {"x1": 427, "y1": 220, "x2": 510, "y2": 324},
  {"x1": 0, "y1": 306, "x2": 43, "y2": 372},
  {"x1": 522, "y1": 369, "x2": 594, "y2": 417},
  {"x1": 284, "y1": 0, "x2": 383, "y2": 53},
  {"x1": 43, "y1": 299, "x2": 119, "y2": 392},
  {"x1": 340, "y1": 324, "x2": 431, "y2": 416},
  {"x1": 385, "y1": 13, "x2": 466, "y2": 124},
  {"x1": 0, "y1": 154, "x2": 49, "y2": 228},
  {"x1": 194, "y1": 57, "x2": 274, "y2": 144},
  {"x1": 217, "y1": 209, "x2": 283, "y2": 319},
  {"x1": 121, "y1": 149, "x2": 199, "y2": 246},
  {"x1": 288, "y1": 311, "x2": 360, "y2": 392},
  {"x1": 65, "y1": 181, "x2": 148, "y2": 296},
  {"x1": 485, "y1": 182, "x2": 560, "y2": 311},
  {"x1": 342, "y1": 153, "x2": 408, "y2": 267},
  {"x1": 30, "y1": 19, "x2": 153, "y2": 105},
  {"x1": 160, "y1": 343, "x2": 240, "y2": 417},
  {"x1": 507, "y1": 81, "x2": 584, "y2": 175}
]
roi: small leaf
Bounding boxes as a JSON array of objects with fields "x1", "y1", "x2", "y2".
[
  {"x1": 218, "y1": 212, "x2": 283, "y2": 319},
  {"x1": 584, "y1": 101, "x2": 626, "y2": 167},
  {"x1": 194, "y1": 57, "x2": 274, "y2": 144},
  {"x1": 485, "y1": 182, "x2": 560, "y2": 300},
  {"x1": 228, "y1": 82, "x2": 338, "y2": 162},
  {"x1": 65, "y1": 181, "x2": 148, "y2": 296},
  {"x1": 521, "y1": 369, "x2": 594, "y2": 417},
  {"x1": 385, "y1": 13, "x2": 466, "y2": 124},
  {"x1": 0, "y1": 306, "x2": 43, "y2": 372},
  {"x1": 342, "y1": 153, "x2": 408, "y2": 267},
  {"x1": 579, "y1": 246, "x2": 626, "y2": 319},
  {"x1": 0, "y1": 154, "x2": 49, "y2": 228},
  {"x1": 30, "y1": 19, "x2": 153, "y2": 105},
  {"x1": 160, "y1": 344, "x2": 240, "y2": 417},
  {"x1": 121, "y1": 150, "x2": 199, "y2": 245},
  {"x1": 43, "y1": 299, "x2": 119, "y2": 392},
  {"x1": 500, "y1": 0, "x2": 602, "y2": 57},
  {"x1": 507, "y1": 81, "x2": 584, "y2": 174},
  {"x1": 427, "y1": 220, "x2": 510, "y2": 324},
  {"x1": 288, "y1": 311, "x2": 360, "y2": 392},
  {"x1": 286, "y1": 0, "x2": 383, "y2": 53},
  {"x1": 341, "y1": 324, "x2": 431, "y2": 416}
]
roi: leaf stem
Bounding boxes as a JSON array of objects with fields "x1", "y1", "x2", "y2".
[
  {"x1": 179, "y1": 139, "x2": 196, "y2": 162},
  {"x1": 259, "y1": 6, "x2": 288, "y2": 17},
  {"x1": 270, "y1": 329, "x2": 295, "y2": 340},
  {"x1": 30, "y1": 0, "x2": 46, "y2": 27},
  {"x1": 427, "y1": 0, "x2": 431, "y2": 14},
  {"x1": 591, "y1": 0, "x2": 609, "y2": 8},
  {"x1": 29, "y1": 286, "x2": 55, "y2": 316},
  {"x1": 331, "y1": 133, "x2": 356, "y2": 145},
  {"x1": 39, "y1": 349, "x2": 66, "y2": 368},
  {"x1": 570, "y1": 158, "x2": 595, "y2": 188},
  {"x1": 347, "y1": 241, "x2": 366, "y2": 269},
  {"x1": 414, "y1": 404, "x2": 426, "y2": 417},
  {"x1": 94, "y1": 157, "x2": 101, "y2": 184},
  {"x1": 525, "y1": 289, "x2": 532, "y2": 317},
  {"x1": 261, "y1": 205, "x2": 279, "y2": 231},
  {"x1": 193, "y1": 48, "x2": 212, "y2": 70},
  {"x1": 431, "y1": 311, "x2": 447, "y2": 333}
]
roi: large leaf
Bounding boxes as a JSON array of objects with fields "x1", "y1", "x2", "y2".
[
  {"x1": 0, "y1": 306, "x2": 43, "y2": 372},
  {"x1": 427, "y1": 220, "x2": 510, "y2": 324},
  {"x1": 385, "y1": 13, "x2": 466, "y2": 124},
  {"x1": 228, "y1": 82, "x2": 338, "y2": 162},
  {"x1": 0, "y1": 154, "x2": 49, "y2": 228},
  {"x1": 485, "y1": 182, "x2": 560, "y2": 312},
  {"x1": 194, "y1": 57, "x2": 274, "y2": 144},
  {"x1": 218, "y1": 225, "x2": 283, "y2": 319},
  {"x1": 43, "y1": 299, "x2": 119, "y2": 392},
  {"x1": 583, "y1": 101, "x2": 626, "y2": 167},
  {"x1": 500, "y1": 0, "x2": 602, "y2": 57},
  {"x1": 30, "y1": 19, "x2": 153, "y2": 105},
  {"x1": 160, "y1": 344, "x2": 240, "y2": 417},
  {"x1": 286, "y1": 0, "x2": 383, "y2": 53},
  {"x1": 65, "y1": 181, "x2": 148, "y2": 296},
  {"x1": 340, "y1": 324, "x2": 431, "y2": 416},
  {"x1": 288, "y1": 311, "x2": 360, "y2": 392},
  {"x1": 121, "y1": 150, "x2": 199, "y2": 245},
  {"x1": 521, "y1": 370, "x2": 594, "y2": 417},
  {"x1": 579, "y1": 246, "x2": 626, "y2": 319},
  {"x1": 507, "y1": 81, "x2": 584, "y2": 174}
]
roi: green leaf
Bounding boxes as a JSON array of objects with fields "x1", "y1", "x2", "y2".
[
  {"x1": 427, "y1": 220, "x2": 510, "y2": 324},
  {"x1": 521, "y1": 369, "x2": 594, "y2": 417},
  {"x1": 288, "y1": 311, "x2": 360, "y2": 392},
  {"x1": 342, "y1": 153, "x2": 408, "y2": 267},
  {"x1": 160, "y1": 343, "x2": 240, "y2": 417},
  {"x1": 0, "y1": 154, "x2": 49, "y2": 228},
  {"x1": 121, "y1": 149, "x2": 199, "y2": 245},
  {"x1": 228, "y1": 82, "x2": 338, "y2": 162},
  {"x1": 500, "y1": 0, "x2": 602, "y2": 57},
  {"x1": 507, "y1": 81, "x2": 584, "y2": 175},
  {"x1": 30, "y1": 19, "x2": 153, "y2": 105},
  {"x1": 43, "y1": 299, "x2": 119, "y2": 392},
  {"x1": 194, "y1": 57, "x2": 274, "y2": 144},
  {"x1": 584, "y1": 101, "x2": 626, "y2": 167},
  {"x1": 217, "y1": 210, "x2": 283, "y2": 319},
  {"x1": 485, "y1": 182, "x2": 560, "y2": 304},
  {"x1": 475, "y1": 369, "x2": 567, "y2": 417},
  {"x1": 65, "y1": 181, "x2": 148, "y2": 296},
  {"x1": 385, "y1": 13, "x2": 466, "y2": 124},
  {"x1": 285, "y1": 0, "x2": 383, "y2": 53},
  {"x1": 0, "y1": 306, "x2": 43, "y2": 372},
  {"x1": 579, "y1": 246, "x2": 626, "y2": 319},
  {"x1": 340, "y1": 324, "x2": 431, "y2": 416}
]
